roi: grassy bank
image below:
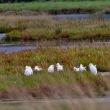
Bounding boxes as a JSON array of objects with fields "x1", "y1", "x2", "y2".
[
  {"x1": 0, "y1": 16, "x2": 109, "y2": 42},
  {"x1": 0, "y1": 0, "x2": 110, "y2": 15},
  {"x1": 0, "y1": 1, "x2": 109, "y2": 11},
  {"x1": 0, "y1": 48, "x2": 109, "y2": 98}
]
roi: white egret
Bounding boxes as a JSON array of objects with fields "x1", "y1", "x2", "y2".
[
  {"x1": 56, "y1": 63, "x2": 63, "y2": 71},
  {"x1": 24, "y1": 66, "x2": 33, "y2": 76},
  {"x1": 73, "y1": 67, "x2": 80, "y2": 72},
  {"x1": 48, "y1": 65, "x2": 54, "y2": 72},
  {"x1": 79, "y1": 64, "x2": 86, "y2": 72},
  {"x1": 34, "y1": 66, "x2": 43, "y2": 71},
  {"x1": 89, "y1": 63, "x2": 97, "y2": 75}
]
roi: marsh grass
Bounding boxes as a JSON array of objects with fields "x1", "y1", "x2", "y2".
[
  {"x1": 0, "y1": 1, "x2": 109, "y2": 11},
  {"x1": 0, "y1": 15, "x2": 109, "y2": 42},
  {"x1": 0, "y1": 70, "x2": 108, "y2": 98},
  {"x1": 0, "y1": 48, "x2": 109, "y2": 98}
]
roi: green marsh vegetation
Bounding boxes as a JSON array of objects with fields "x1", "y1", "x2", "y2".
[
  {"x1": 0, "y1": 48, "x2": 109, "y2": 98},
  {"x1": 0, "y1": 1, "x2": 109, "y2": 12}
]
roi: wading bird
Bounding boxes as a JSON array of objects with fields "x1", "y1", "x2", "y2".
[
  {"x1": 79, "y1": 64, "x2": 86, "y2": 72},
  {"x1": 56, "y1": 63, "x2": 63, "y2": 71},
  {"x1": 89, "y1": 63, "x2": 97, "y2": 75},
  {"x1": 34, "y1": 66, "x2": 43, "y2": 71},
  {"x1": 24, "y1": 66, "x2": 33, "y2": 76},
  {"x1": 73, "y1": 67, "x2": 80, "y2": 72},
  {"x1": 48, "y1": 65, "x2": 54, "y2": 72}
]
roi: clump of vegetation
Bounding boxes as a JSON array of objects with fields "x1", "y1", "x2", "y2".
[{"x1": 6, "y1": 29, "x2": 55, "y2": 41}]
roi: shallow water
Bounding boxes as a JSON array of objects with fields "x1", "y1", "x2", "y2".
[
  {"x1": 0, "y1": 45, "x2": 36, "y2": 53},
  {"x1": 51, "y1": 14, "x2": 110, "y2": 20},
  {"x1": 0, "y1": 41, "x2": 110, "y2": 53}
]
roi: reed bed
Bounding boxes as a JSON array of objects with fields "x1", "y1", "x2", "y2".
[{"x1": 0, "y1": 15, "x2": 109, "y2": 42}]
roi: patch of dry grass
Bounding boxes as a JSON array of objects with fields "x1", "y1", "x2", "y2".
[{"x1": 0, "y1": 97, "x2": 110, "y2": 110}]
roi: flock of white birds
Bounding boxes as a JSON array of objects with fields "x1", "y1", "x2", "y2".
[{"x1": 24, "y1": 63, "x2": 97, "y2": 76}]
